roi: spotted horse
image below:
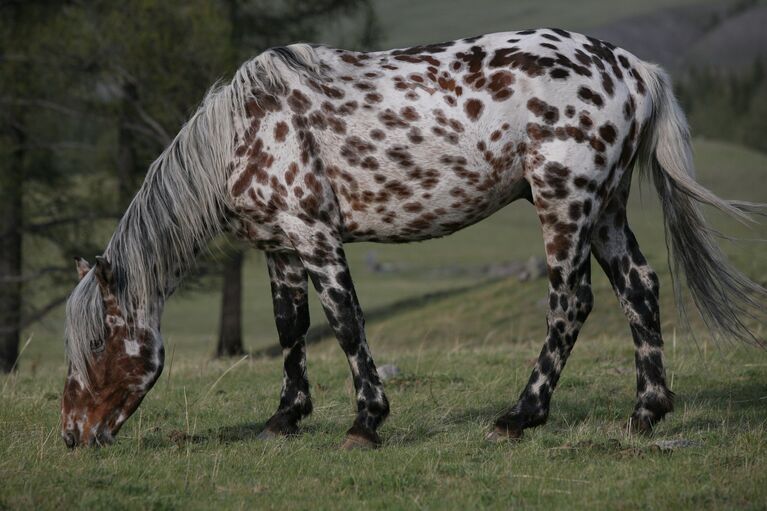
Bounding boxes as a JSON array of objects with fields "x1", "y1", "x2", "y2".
[{"x1": 62, "y1": 29, "x2": 765, "y2": 449}]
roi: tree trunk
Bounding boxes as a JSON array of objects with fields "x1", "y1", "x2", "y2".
[
  {"x1": 0, "y1": 124, "x2": 25, "y2": 372},
  {"x1": 216, "y1": 250, "x2": 244, "y2": 357},
  {"x1": 117, "y1": 80, "x2": 139, "y2": 208}
]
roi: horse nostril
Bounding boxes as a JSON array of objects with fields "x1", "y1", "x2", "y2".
[{"x1": 62, "y1": 431, "x2": 77, "y2": 449}]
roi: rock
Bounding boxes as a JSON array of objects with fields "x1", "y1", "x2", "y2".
[
  {"x1": 377, "y1": 363, "x2": 401, "y2": 381},
  {"x1": 525, "y1": 256, "x2": 547, "y2": 280}
]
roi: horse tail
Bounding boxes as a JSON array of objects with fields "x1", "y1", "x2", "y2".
[{"x1": 634, "y1": 61, "x2": 766, "y2": 344}]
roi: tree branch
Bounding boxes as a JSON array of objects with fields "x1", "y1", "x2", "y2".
[
  {"x1": 132, "y1": 101, "x2": 173, "y2": 146},
  {"x1": 20, "y1": 295, "x2": 69, "y2": 331}
]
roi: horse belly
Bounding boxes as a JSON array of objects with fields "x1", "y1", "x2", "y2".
[{"x1": 323, "y1": 129, "x2": 528, "y2": 243}]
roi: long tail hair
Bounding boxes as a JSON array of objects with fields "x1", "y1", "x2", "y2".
[{"x1": 634, "y1": 61, "x2": 766, "y2": 344}]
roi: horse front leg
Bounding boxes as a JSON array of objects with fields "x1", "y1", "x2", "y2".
[
  {"x1": 259, "y1": 251, "x2": 313, "y2": 439},
  {"x1": 488, "y1": 164, "x2": 602, "y2": 441},
  {"x1": 289, "y1": 224, "x2": 389, "y2": 449}
]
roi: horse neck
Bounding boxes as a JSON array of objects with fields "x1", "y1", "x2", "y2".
[{"x1": 104, "y1": 85, "x2": 236, "y2": 316}]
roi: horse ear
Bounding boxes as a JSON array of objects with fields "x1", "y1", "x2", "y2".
[
  {"x1": 74, "y1": 257, "x2": 91, "y2": 280},
  {"x1": 94, "y1": 256, "x2": 114, "y2": 291}
]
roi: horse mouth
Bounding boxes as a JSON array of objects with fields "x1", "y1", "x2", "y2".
[{"x1": 61, "y1": 424, "x2": 116, "y2": 448}]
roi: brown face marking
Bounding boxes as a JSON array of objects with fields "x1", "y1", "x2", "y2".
[{"x1": 61, "y1": 260, "x2": 163, "y2": 447}]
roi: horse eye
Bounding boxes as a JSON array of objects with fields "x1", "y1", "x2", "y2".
[{"x1": 90, "y1": 338, "x2": 105, "y2": 352}]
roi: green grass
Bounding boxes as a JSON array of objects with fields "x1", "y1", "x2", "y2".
[
  {"x1": 2, "y1": 137, "x2": 766, "y2": 509},
  {"x1": 2, "y1": 326, "x2": 766, "y2": 509}
]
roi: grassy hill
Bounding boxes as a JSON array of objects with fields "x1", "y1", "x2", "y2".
[
  {"x1": 369, "y1": 0, "x2": 714, "y2": 49},
  {"x1": 368, "y1": 0, "x2": 767, "y2": 75}
]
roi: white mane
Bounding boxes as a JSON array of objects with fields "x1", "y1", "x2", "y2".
[{"x1": 65, "y1": 44, "x2": 321, "y2": 388}]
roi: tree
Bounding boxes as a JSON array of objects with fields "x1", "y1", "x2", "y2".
[
  {"x1": 0, "y1": 1, "x2": 85, "y2": 372},
  {"x1": 217, "y1": 250, "x2": 245, "y2": 357},
  {"x1": 0, "y1": 1, "x2": 233, "y2": 371}
]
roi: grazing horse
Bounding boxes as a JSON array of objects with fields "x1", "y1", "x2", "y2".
[{"x1": 61, "y1": 29, "x2": 765, "y2": 449}]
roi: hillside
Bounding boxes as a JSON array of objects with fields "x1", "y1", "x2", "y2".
[
  {"x1": 590, "y1": 0, "x2": 767, "y2": 73},
  {"x1": 370, "y1": 0, "x2": 767, "y2": 75}
]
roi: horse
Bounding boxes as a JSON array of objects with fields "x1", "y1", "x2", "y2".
[{"x1": 61, "y1": 29, "x2": 765, "y2": 449}]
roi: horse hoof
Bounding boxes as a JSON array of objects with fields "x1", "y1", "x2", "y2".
[
  {"x1": 485, "y1": 426, "x2": 523, "y2": 443},
  {"x1": 624, "y1": 417, "x2": 654, "y2": 436},
  {"x1": 340, "y1": 433, "x2": 380, "y2": 450}
]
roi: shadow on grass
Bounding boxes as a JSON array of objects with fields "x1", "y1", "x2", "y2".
[
  {"x1": 140, "y1": 418, "x2": 357, "y2": 449},
  {"x1": 441, "y1": 377, "x2": 767, "y2": 439},
  {"x1": 135, "y1": 421, "x2": 269, "y2": 449},
  {"x1": 135, "y1": 373, "x2": 765, "y2": 450},
  {"x1": 662, "y1": 378, "x2": 767, "y2": 434}
]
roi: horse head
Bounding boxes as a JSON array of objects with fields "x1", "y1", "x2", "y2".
[{"x1": 60, "y1": 256, "x2": 164, "y2": 447}]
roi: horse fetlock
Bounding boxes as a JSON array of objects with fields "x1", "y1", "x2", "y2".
[
  {"x1": 342, "y1": 422, "x2": 382, "y2": 450},
  {"x1": 628, "y1": 389, "x2": 674, "y2": 434},
  {"x1": 494, "y1": 403, "x2": 549, "y2": 437},
  {"x1": 262, "y1": 399, "x2": 313, "y2": 437}
]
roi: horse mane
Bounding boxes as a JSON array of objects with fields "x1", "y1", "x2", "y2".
[{"x1": 65, "y1": 44, "x2": 322, "y2": 387}]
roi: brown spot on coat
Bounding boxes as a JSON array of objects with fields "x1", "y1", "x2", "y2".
[
  {"x1": 464, "y1": 99, "x2": 484, "y2": 121},
  {"x1": 288, "y1": 90, "x2": 312, "y2": 114},
  {"x1": 527, "y1": 98, "x2": 559, "y2": 125},
  {"x1": 274, "y1": 121, "x2": 289, "y2": 142},
  {"x1": 577, "y1": 86, "x2": 604, "y2": 108}
]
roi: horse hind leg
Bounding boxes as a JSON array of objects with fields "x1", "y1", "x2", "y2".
[
  {"x1": 489, "y1": 162, "x2": 601, "y2": 441},
  {"x1": 591, "y1": 194, "x2": 673, "y2": 433},
  {"x1": 259, "y1": 251, "x2": 313, "y2": 438}
]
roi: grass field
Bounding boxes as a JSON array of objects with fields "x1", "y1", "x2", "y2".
[{"x1": 2, "y1": 136, "x2": 766, "y2": 509}]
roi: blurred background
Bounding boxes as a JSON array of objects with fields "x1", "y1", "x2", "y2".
[{"x1": 1, "y1": 0, "x2": 766, "y2": 373}]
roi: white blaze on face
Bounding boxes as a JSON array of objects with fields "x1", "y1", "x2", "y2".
[{"x1": 124, "y1": 338, "x2": 141, "y2": 357}]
